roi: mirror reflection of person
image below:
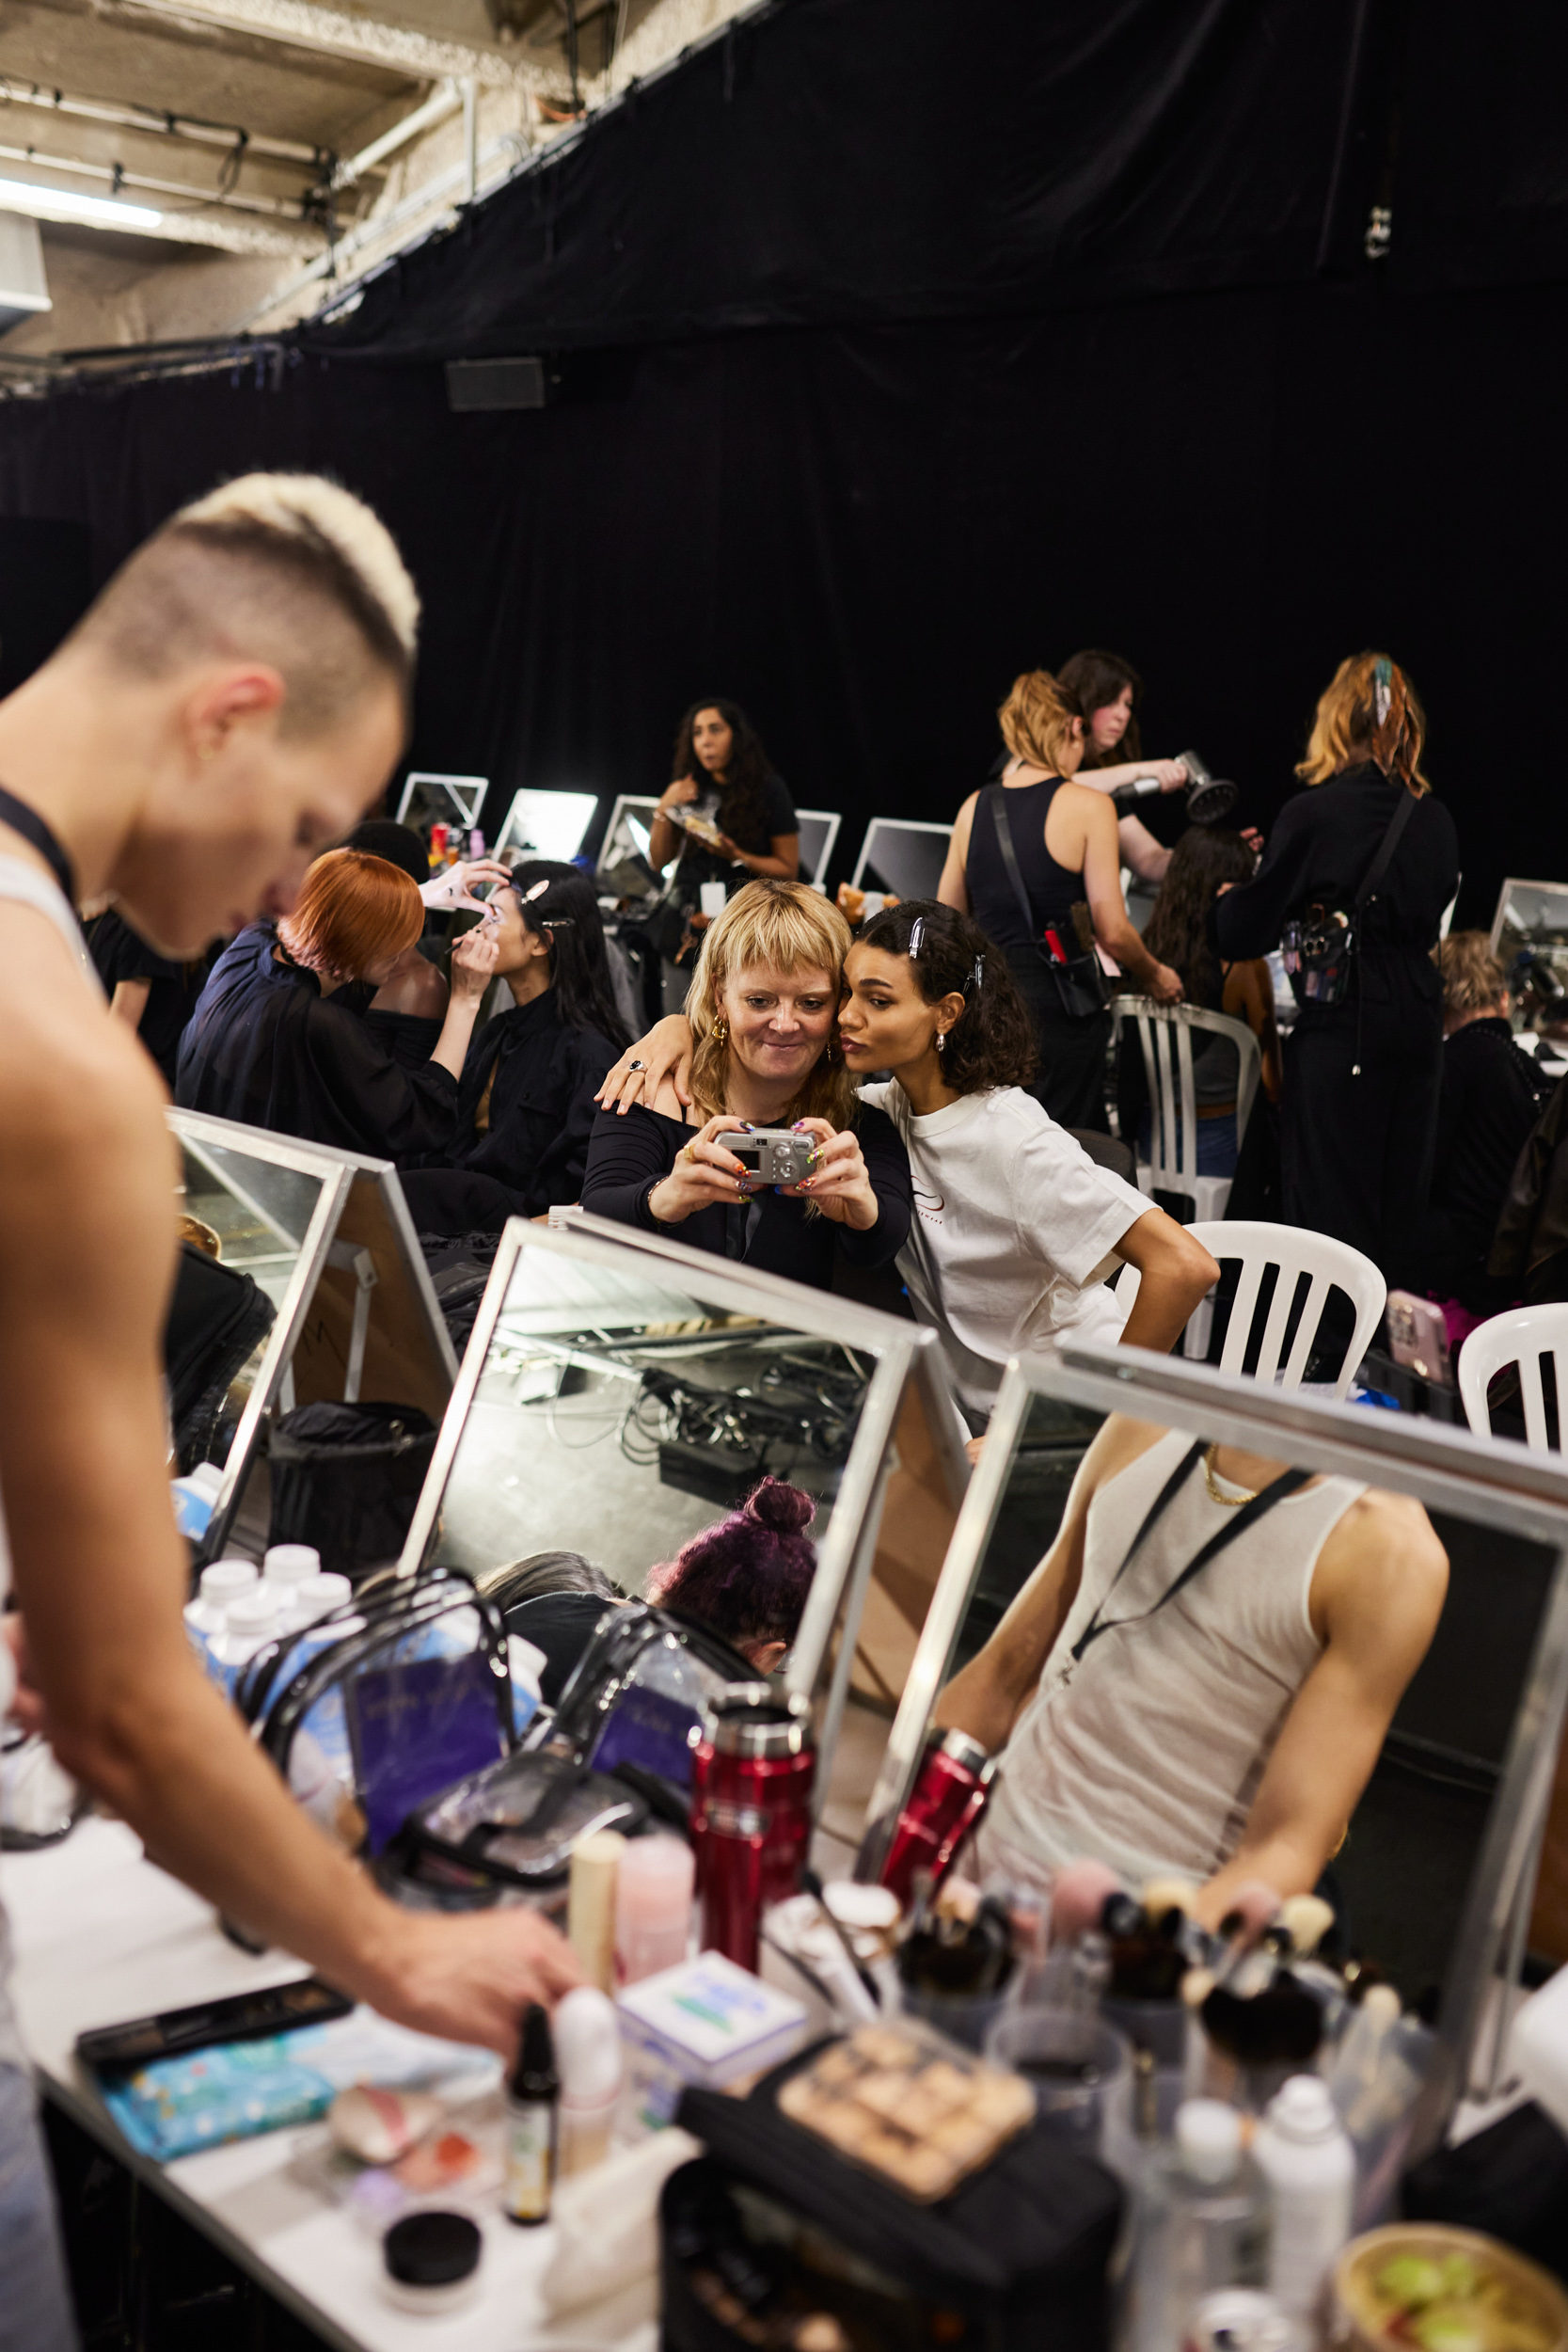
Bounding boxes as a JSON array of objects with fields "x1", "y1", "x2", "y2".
[
  {"x1": 645, "y1": 1476, "x2": 817, "y2": 1678},
  {"x1": 938, "y1": 1416, "x2": 1447, "y2": 1931},
  {"x1": 938, "y1": 670, "x2": 1183, "y2": 1131},
  {"x1": 648, "y1": 700, "x2": 800, "y2": 1014},
  {"x1": 402, "y1": 862, "x2": 630, "y2": 1233},
  {"x1": 581, "y1": 880, "x2": 911, "y2": 1290}
]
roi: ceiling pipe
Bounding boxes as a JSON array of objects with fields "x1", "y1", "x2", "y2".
[
  {"x1": 332, "y1": 80, "x2": 463, "y2": 189},
  {"x1": 0, "y1": 136, "x2": 318, "y2": 219},
  {"x1": 109, "y1": 0, "x2": 555, "y2": 93},
  {"x1": 0, "y1": 72, "x2": 327, "y2": 168}
]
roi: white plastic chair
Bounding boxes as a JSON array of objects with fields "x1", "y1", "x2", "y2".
[
  {"x1": 1115, "y1": 1219, "x2": 1386, "y2": 1400},
  {"x1": 1112, "y1": 997, "x2": 1262, "y2": 1222},
  {"x1": 1457, "y1": 1304, "x2": 1568, "y2": 1451}
]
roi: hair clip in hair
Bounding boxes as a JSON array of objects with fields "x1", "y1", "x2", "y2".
[
  {"x1": 969, "y1": 955, "x2": 985, "y2": 995},
  {"x1": 1373, "y1": 655, "x2": 1393, "y2": 730},
  {"x1": 520, "y1": 878, "x2": 552, "y2": 903},
  {"x1": 538, "y1": 916, "x2": 576, "y2": 928},
  {"x1": 907, "y1": 915, "x2": 926, "y2": 960}
]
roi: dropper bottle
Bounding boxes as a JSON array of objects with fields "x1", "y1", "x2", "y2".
[{"x1": 503, "y1": 2003, "x2": 559, "y2": 2227}]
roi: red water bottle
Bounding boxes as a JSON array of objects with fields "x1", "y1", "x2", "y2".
[
  {"x1": 689, "y1": 1686, "x2": 814, "y2": 1972},
  {"x1": 879, "y1": 1728, "x2": 996, "y2": 1907}
]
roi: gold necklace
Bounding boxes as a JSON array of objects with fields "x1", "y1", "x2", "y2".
[{"x1": 1203, "y1": 1444, "x2": 1258, "y2": 1507}]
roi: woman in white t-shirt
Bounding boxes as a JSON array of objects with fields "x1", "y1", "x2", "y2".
[{"x1": 596, "y1": 900, "x2": 1217, "y2": 1423}]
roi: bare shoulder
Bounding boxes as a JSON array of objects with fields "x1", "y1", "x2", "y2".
[
  {"x1": 0, "y1": 942, "x2": 175, "y2": 1257},
  {"x1": 1317, "y1": 1486, "x2": 1449, "y2": 1649},
  {"x1": 1080, "y1": 1413, "x2": 1172, "y2": 1494},
  {"x1": 951, "y1": 790, "x2": 979, "y2": 839}
]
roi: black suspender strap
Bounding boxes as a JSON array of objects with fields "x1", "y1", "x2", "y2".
[
  {"x1": 1068, "y1": 1441, "x2": 1312, "y2": 1666},
  {"x1": 983, "y1": 785, "x2": 1041, "y2": 944},
  {"x1": 0, "y1": 784, "x2": 77, "y2": 906},
  {"x1": 1354, "y1": 787, "x2": 1416, "y2": 914}
]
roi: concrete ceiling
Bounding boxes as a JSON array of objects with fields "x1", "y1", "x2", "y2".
[{"x1": 0, "y1": 0, "x2": 745, "y2": 358}]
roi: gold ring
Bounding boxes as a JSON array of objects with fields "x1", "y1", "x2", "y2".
[{"x1": 682, "y1": 1141, "x2": 698, "y2": 1164}]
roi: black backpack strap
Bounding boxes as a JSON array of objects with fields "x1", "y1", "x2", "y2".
[
  {"x1": 982, "y1": 785, "x2": 1040, "y2": 943},
  {"x1": 1354, "y1": 788, "x2": 1417, "y2": 912}
]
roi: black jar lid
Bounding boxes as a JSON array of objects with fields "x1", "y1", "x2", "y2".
[{"x1": 384, "y1": 2210, "x2": 482, "y2": 2288}]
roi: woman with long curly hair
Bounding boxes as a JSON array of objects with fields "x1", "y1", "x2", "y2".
[
  {"x1": 1215, "y1": 652, "x2": 1459, "y2": 1278},
  {"x1": 580, "y1": 879, "x2": 911, "y2": 1290},
  {"x1": 647, "y1": 698, "x2": 800, "y2": 1010},
  {"x1": 594, "y1": 898, "x2": 1217, "y2": 1425},
  {"x1": 1132, "y1": 827, "x2": 1283, "y2": 1177}
]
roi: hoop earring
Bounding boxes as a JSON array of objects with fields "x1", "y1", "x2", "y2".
[{"x1": 712, "y1": 1014, "x2": 729, "y2": 1046}]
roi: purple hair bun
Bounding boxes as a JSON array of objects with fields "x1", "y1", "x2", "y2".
[{"x1": 743, "y1": 1476, "x2": 816, "y2": 1536}]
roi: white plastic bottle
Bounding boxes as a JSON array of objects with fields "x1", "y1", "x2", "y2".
[
  {"x1": 263, "y1": 1544, "x2": 322, "y2": 1614},
  {"x1": 171, "y1": 1461, "x2": 225, "y2": 1542},
  {"x1": 183, "y1": 1558, "x2": 259, "y2": 1679},
  {"x1": 508, "y1": 1637, "x2": 546, "y2": 1740},
  {"x1": 1133, "y1": 2100, "x2": 1268, "y2": 2352},
  {"x1": 208, "y1": 1587, "x2": 282, "y2": 1702},
  {"x1": 289, "y1": 1571, "x2": 353, "y2": 1631},
  {"x1": 1252, "y1": 2074, "x2": 1354, "y2": 2319}
]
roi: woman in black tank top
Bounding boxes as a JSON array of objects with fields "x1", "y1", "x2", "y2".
[{"x1": 939, "y1": 670, "x2": 1182, "y2": 1128}]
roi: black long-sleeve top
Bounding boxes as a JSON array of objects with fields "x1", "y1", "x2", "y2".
[
  {"x1": 1433, "y1": 1018, "x2": 1554, "y2": 1260},
  {"x1": 1214, "y1": 765, "x2": 1459, "y2": 1013},
  {"x1": 175, "y1": 923, "x2": 460, "y2": 1162},
  {"x1": 580, "y1": 1101, "x2": 911, "y2": 1287},
  {"x1": 438, "y1": 992, "x2": 620, "y2": 1216}
]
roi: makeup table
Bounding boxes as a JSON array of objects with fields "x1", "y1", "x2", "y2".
[{"x1": 3, "y1": 1818, "x2": 657, "y2": 2352}]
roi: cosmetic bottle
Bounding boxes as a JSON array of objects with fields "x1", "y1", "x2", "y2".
[
  {"x1": 1132, "y1": 2100, "x2": 1268, "y2": 2352},
  {"x1": 554, "y1": 1984, "x2": 623, "y2": 2176},
  {"x1": 615, "y1": 1835, "x2": 694, "y2": 1984},
  {"x1": 1252, "y1": 2074, "x2": 1354, "y2": 2318},
  {"x1": 504, "y1": 2002, "x2": 559, "y2": 2226}
]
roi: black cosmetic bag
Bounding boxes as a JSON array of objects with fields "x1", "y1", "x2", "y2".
[
  {"x1": 265, "y1": 1400, "x2": 436, "y2": 1580},
  {"x1": 672, "y1": 2046, "x2": 1122, "y2": 2352}
]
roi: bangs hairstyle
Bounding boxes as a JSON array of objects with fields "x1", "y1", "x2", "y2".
[
  {"x1": 998, "y1": 669, "x2": 1084, "y2": 775},
  {"x1": 1437, "y1": 930, "x2": 1509, "y2": 1019},
  {"x1": 70, "y1": 472, "x2": 418, "y2": 736},
  {"x1": 278, "y1": 849, "x2": 422, "y2": 981},
  {"x1": 509, "y1": 859, "x2": 630, "y2": 1050},
  {"x1": 1058, "y1": 648, "x2": 1144, "y2": 770},
  {"x1": 686, "y1": 879, "x2": 857, "y2": 1128},
  {"x1": 1297, "y1": 651, "x2": 1430, "y2": 794},
  {"x1": 857, "y1": 898, "x2": 1038, "y2": 1091}
]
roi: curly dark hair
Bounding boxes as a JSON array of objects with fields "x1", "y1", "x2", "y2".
[
  {"x1": 1058, "y1": 648, "x2": 1144, "y2": 771},
  {"x1": 670, "y1": 697, "x2": 777, "y2": 857},
  {"x1": 1142, "y1": 828, "x2": 1258, "y2": 1007},
  {"x1": 857, "y1": 899, "x2": 1038, "y2": 1092}
]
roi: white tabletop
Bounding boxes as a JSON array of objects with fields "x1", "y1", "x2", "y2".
[{"x1": 2, "y1": 1820, "x2": 656, "y2": 2352}]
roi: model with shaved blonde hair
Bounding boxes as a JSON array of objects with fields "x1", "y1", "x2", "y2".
[{"x1": 0, "y1": 473, "x2": 578, "y2": 2347}]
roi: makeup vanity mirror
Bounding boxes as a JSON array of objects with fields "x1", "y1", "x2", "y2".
[
  {"x1": 399, "y1": 1215, "x2": 965, "y2": 1786},
  {"x1": 858, "y1": 1338, "x2": 1568, "y2": 2156},
  {"x1": 168, "y1": 1112, "x2": 456, "y2": 1561}
]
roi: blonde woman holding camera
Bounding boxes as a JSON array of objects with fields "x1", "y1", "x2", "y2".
[{"x1": 580, "y1": 879, "x2": 911, "y2": 1289}]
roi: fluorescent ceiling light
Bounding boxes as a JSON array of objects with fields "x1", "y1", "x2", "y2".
[{"x1": 0, "y1": 178, "x2": 162, "y2": 231}]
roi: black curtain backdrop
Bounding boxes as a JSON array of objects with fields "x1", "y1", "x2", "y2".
[{"x1": 0, "y1": 0, "x2": 1562, "y2": 923}]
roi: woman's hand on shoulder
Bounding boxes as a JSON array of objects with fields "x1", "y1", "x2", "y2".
[
  {"x1": 595, "y1": 1016, "x2": 695, "y2": 1114},
  {"x1": 780, "y1": 1117, "x2": 879, "y2": 1231},
  {"x1": 646, "y1": 1116, "x2": 757, "y2": 1224}
]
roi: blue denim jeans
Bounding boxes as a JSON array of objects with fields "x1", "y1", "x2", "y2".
[
  {"x1": 0, "y1": 2065, "x2": 76, "y2": 2352},
  {"x1": 1137, "y1": 1108, "x2": 1239, "y2": 1180}
]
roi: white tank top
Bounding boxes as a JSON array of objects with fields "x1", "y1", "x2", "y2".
[
  {"x1": 0, "y1": 855, "x2": 100, "y2": 2057},
  {"x1": 977, "y1": 1428, "x2": 1366, "y2": 1892}
]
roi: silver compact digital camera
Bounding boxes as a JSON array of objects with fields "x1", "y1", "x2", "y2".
[{"x1": 722, "y1": 1127, "x2": 815, "y2": 1185}]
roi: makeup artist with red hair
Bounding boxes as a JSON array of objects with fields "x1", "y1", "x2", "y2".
[{"x1": 176, "y1": 846, "x2": 498, "y2": 1159}]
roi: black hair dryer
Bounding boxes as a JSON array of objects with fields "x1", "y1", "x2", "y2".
[{"x1": 1112, "y1": 749, "x2": 1237, "y2": 826}]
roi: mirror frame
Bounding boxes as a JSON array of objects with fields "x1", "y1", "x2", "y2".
[
  {"x1": 857, "y1": 1336, "x2": 1568, "y2": 2160},
  {"x1": 168, "y1": 1112, "x2": 458, "y2": 1562},
  {"x1": 394, "y1": 771, "x2": 488, "y2": 831},
  {"x1": 492, "y1": 787, "x2": 600, "y2": 868},
  {"x1": 396, "y1": 1211, "x2": 966, "y2": 1803},
  {"x1": 848, "y1": 815, "x2": 954, "y2": 898}
]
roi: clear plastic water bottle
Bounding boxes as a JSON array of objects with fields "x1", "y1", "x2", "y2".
[
  {"x1": 183, "y1": 1558, "x2": 259, "y2": 1681},
  {"x1": 509, "y1": 1636, "x2": 546, "y2": 1740}
]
